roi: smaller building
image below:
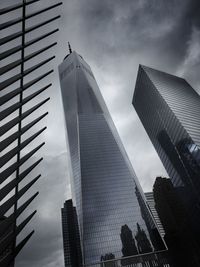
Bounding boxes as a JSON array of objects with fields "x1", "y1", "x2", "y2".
[
  {"x1": 153, "y1": 176, "x2": 200, "y2": 267},
  {"x1": 144, "y1": 192, "x2": 165, "y2": 238},
  {"x1": 61, "y1": 200, "x2": 82, "y2": 267}
]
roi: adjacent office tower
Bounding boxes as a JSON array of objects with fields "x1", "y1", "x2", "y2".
[
  {"x1": 59, "y1": 51, "x2": 167, "y2": 266},
  {"x1": 133, "y1": 65, "x2": 200, "y2": 264}
]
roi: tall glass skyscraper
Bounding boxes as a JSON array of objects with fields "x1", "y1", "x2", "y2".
[
  {"x1": 59, "y1": 52, "x2": 166, "y2": 266},
  {"x1": 133, "y1": 65, "x2": 200, "y2": 263}
]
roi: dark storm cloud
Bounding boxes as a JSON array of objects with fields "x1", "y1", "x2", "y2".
[{"x1": 69, "y1": 0, "x2": 200, "y2": 73}]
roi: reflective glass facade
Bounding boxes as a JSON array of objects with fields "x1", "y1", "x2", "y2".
[
  {"x1": 59, "y1": 54, "x2": 165, "y2": 265},
  {"x1": 133, "y1": 65, "x2": 200, "y2": 261}
]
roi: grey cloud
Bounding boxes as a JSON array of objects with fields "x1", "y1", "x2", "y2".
[
  {"x1": 67, "y1": 0, "x2": 200, "y2": 74},
  {"x1": 178, "y1": 27, "x2": 200, "y2": 92}
]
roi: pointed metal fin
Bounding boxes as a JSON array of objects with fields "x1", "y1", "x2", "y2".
[
  {"x1": 0, "y1": 0, "x2": 40, "y2": 15},
  {"x1": 25, "y1": 2, "x2": 62, "y2": 20},
  {"x1": 0, "y1": 230, "x2": 35, "y2": 266},
  {"x1": 0, "y1": 2, "x2": 62, "y2": 30},
  {"x1": 15, "y1": 231, "x2": 34, "y2": 256},
  {"x1": 0, "y1": 193, "x2": 39, "y2": 236},
  {"x1": 0, "y1": 212, "x2": 36, "y2": 255},
  {"x1": 0, "y1": 211, "x2": 36, "y2": 255},
  {"x1": 0, "y1": 128, "x2": 46, "y2": 168},
  {"x1": 0, "y1": 159, "x2": 42, "y2": 201},
  {"x1": 17, "y1": 211, "x2": 37, "y2": 234},
  {"x1": 0, "y1": 84, "x2": 51, "y2": 120},
  {"x1": 0, "y1": 16, "x2": 60, "y2": 46},
  {"x1": 1, "y1": 114, "x2": 48, "y2": 152},
  {"x1": 0, "y1": 70, "x2": 52, "y2": 105},
  {"x1": 25, "y1": 15, "x2": 61, "y2": 34},
  {"x1": 0, "y1": 17, "x2": 23, "y2": 31},
  {"x1": 0, "y1": 57, "x2": 55, "y2": 91},
  {"x1": 0, "y1": 29, "x2": 58, "y2": 60},
  {"x1": 0, "y1": 175, "x2": 40, "y2": 217},
  {"x1": 0, "y1": 44, "x2": 56, "y2": 75},
  {"x1": 0, "y1": 31, "x2": 24, "y2": 46},
  {"x1": 0, "y1": 143, "x2": 44, "y2": 184},
  {"x1": 0, "y1": 98, "x2": 50, "y2": 136}
]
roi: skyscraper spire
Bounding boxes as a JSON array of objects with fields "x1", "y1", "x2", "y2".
[{"x1": 68, "y1": 42, "x2": 72, "y2": 54}]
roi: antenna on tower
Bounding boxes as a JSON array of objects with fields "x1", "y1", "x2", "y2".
[{"x1": 68, "y1": 42, "x2": 72, "y2": 54}]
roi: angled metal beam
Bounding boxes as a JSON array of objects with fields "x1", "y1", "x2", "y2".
[
  {"x1": 1, "y1": 114, "x2": 48, "y2": 152},
  {"x1": 0, "y1": 193, "x2": 39, "y2": 237},
  {"x1": 0, "y1": 159, "x2": 42, "y2": 201},
  {"x1": 0, "y1": 29, "x2": 58, "y2": 60},
  {"x1": 0, "y1": 0, "x2": 40, "y2": 15},
  {"x1": 0, "y1": 70, "x2": 53, "y2": 105},
  {"x1": 0, "y1": 31, "x2": 22, "y2": 46},
  {"x1": 0, "y1": 57, "x2": 55, "y2": 91},
  {"x1": 0, "y1": 98, "x2": 50, "y2": 136},
  {"x1": 25, "y1": 15, "x2": 61, "y2": 34},
  {"x1": 0, "y1": 84, "x2": 51, "y2": 120},
  {"x1": 0, "y1": 175, "x2": 40, "y2": 217},
  {"x1": 25, "y1": 2, "x2": 62, "y2": 20},
  {"x1": 0, "y1": 43, "x2": 56, "y2": 75},
  {"x1": 0, "y1": 16, "x2": 60, "y2": 46},
  {"x1": 0, "y1": 231, "x2": 35, "y2": 267},
  {"x1": 0, "y1": 2, "x2": 62, "y2": 30},
  {"x1": 17, "y1": 210, "x2": 37, "y2": 235},
  {"x1": 0, "y1": 143, "x2": 45, "y2": 184},
  {"x1": 0, "y1": 17, "x2": 25, "y2": 31},
  {"x1": 15, "y1": 231, "x2": 34, "y2": 256},
  {"x1": 0, "y1": 127, "x2": 46, "y2": 168},
  {"x1": 24, "y1": 28, "x2": 59, "y2": 47},
  {"x1": 0, "y1": 211, "x2": 36, "y2": 255}
]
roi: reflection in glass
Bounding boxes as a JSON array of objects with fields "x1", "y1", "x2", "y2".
[
  {"x1": 135, "y1": 223, "x2": 152, "y2": 254},
  {"x1": 100, "y1": 253, "x2": 117, "y2": 267}
]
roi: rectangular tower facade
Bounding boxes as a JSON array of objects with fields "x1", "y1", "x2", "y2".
[
  {"x1": 59, "y1": 53, "x2": 166, "y2": 266},
  {"x1": 61, "y1": 200, "x2": 82, "y2": 267},
  {"x1": 145, "y1": 192, "x2": 165, "y2": 238},
  {"x1": 133, "y1": 65, "x2": 200, "y2": 259}
]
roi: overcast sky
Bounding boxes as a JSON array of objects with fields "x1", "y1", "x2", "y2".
[{"x1": 1, "y1": 0, "x2": 200, "y2": 266}]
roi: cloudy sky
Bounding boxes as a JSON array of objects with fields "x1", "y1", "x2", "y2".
[{"x1": 1, "y1": 0, "x2": 200, "y2": 266}]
